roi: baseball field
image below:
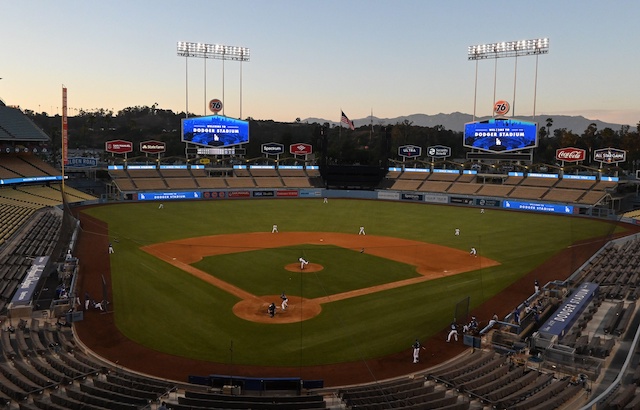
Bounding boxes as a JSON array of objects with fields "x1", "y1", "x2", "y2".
[{"x1": 74, "y1": 198, "x2": 628, "y2": 384}]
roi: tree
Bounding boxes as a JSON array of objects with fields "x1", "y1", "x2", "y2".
[{"x1": 545, "y1": 117, "x2": 553, "y2": 139}]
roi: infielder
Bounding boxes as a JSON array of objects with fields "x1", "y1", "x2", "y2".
[
  {"x1": 299, "y1": 257, "x2": 309, "y2": 270},
  {"x1": 469, "y1": 247, "x2": 477, "y2": 257},
  {"x1": 358, "y1": 226, "x2": 366, "y2": 235},
  {"x1": 412, "y1": 339, "x2": 424, "y2": 363},
  {"x1": 272, "y1": 224, "x2": 279, "y2": 233},
  {"x1": 280, "y1": 292, "x2": 289, "y2": 310}
]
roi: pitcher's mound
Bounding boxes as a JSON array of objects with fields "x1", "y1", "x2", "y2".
[
  {"x1": 284, "y1": 263, "x2": 323, "y2": 272},
  {"x1": 233, "y1": 296, "x2": 322, "y2": 323}
]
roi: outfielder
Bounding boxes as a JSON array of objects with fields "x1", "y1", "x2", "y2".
[
  {"x1": 447, "y1": 322, "x2": 459, "y2": 342},
  {"x1": 412, "y1": 339, "x2": 424, "y2": 363},
  {"x1": 454, "y1": 228, "x2": 460, "y2": 236},
  {"x1": 299, "y1": 257, "x2": 309, "y2": 270}
]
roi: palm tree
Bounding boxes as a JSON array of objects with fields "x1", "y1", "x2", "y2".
[{"x1": 545, "y1": 117, "x2": 553, "y2": 139}]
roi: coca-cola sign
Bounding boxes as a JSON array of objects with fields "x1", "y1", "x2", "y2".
[
  {"x1": 556, "y1": 147, "x2": 585, "y2": 162},
  {"x1": 594, "y1": 148, "x2": 626, "y2": 163}
]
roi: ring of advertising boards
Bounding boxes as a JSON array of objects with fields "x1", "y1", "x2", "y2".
[
  {"x1": 181, "y1": 115, "x2": 249, "y2": 148},
  {"x1": 464, "y1": 117, "x2": 537, "y2": 153}
]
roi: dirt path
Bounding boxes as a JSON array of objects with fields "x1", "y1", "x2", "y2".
[{"x1": 141, "y1": 232, "x2": 499, "y2": 322}]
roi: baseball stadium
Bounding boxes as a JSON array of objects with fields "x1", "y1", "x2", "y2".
[{"x1": 3, "y1": 97, "x2": 640, "y2": 410}]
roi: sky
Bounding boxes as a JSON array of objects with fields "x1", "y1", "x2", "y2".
[{"x1": 1, "y1": 1, "x2": 640, "y2": 127}]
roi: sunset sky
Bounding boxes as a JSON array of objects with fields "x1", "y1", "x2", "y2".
[{"x1": 1, "y1": 1, "x2": 639, "y2": 126}]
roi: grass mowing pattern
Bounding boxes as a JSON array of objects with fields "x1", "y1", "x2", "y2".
[
  {"x1": 84, "y1": 199, "x2": 625, "y2": 366},
  {"x1": 193, "y1": 244, "x2": 420, "y2": 298}
]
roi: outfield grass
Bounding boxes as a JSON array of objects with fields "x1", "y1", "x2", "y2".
[{"x1": 84, "y1": 199, "x2": 625, "y2": 366}]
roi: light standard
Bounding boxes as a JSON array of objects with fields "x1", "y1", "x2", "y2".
[
  {"x1": 177, "y1": 42, "x2": 250, "y2": 118},
  {"x1": 468, "y1": 38, "x2": 549, "y2": 120}
]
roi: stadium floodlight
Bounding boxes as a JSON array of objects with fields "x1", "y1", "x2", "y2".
[
  {"x1": 468, "y1": 38, "x2": 549, "y2": 120},
  {"x1": 177, "y1": 41, "x2": 250, "y2": 118},
  {"x1": 468, "y1": 38, "x2": 549, "y2": 60},
  {"x1": 177, "y1": 42, "x2": 250, "y2": 62}
]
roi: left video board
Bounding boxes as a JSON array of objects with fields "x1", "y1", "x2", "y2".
[{"x1": 181, "y1": 115, "x2": 249, "y2": 148}]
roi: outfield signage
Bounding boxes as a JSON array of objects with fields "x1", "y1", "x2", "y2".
[
  {"x1": 378, "y1": 191, "x2": 400, "y2": 201},
  {"x1": 594, "y1": 148, "x2": 626, "y2": 163},
  {"x1": 197, "y1": 147, "x2": 243, "y2": 155},
  {"x1": 451, "y1": 197, "x2": 473, "y2": 205},
  {"x1": 464, "y1": 118, "x2": 537, "y2": 153},
  {"x1": 299, "y1": 189, "x2": 322, "y2": 197},
  {"x1": 261, "y1": 142, "x2": 285, "y2": 155},
  {"x1": 140, "y1": 140, "x2": 166, "y2": 154},
  {"x1": 137, "y1": 192, "x2": 200, "y2": 201},
  {"x1": 11, "y1": 256, "x2": 49, "y2": 306},
  {"x1": 423, "y1": 193, "x2": 448, "y2": 204},
  {"x1": 106, "y1": 139, "x2": 133, "y2": 154},
  {"x1": 503, "y1": 200, "x2": 574, "y2": 214},
  {"x1": 290, "y1": 143, "x2": 313, "y2": 155},
  {"x1": 276, "y1": 190, "x2": 299, "y2": 197},
  {"x1": 427, "y1": 145, "x2": 451, "y2": 158},
  {"x1": 228, "y1": 191, "x2": 251, "y2": 198},
  {"x1": 539, "y1": 282, "x2": 598, "y2": 338},
  {"x1": 0, "y1": 175, "x2": 63, "y2": 186},
  {"x1": 203, "y1": 191, "x2": 226, "y2": 199},
  {"x1": 527, "y1": 173, "x2": 558, "y2": 179},
  {"x1": 252, "y1": 190, "x2": 275, "y2": 197},
  {"x1": 563, "y1": 175, "x2": 596, "y2": 181},
  {"x1": 556, "y1": 147, "x2": 585, "y2": 162},
  {"x1": 398, "y1": 145, "x2": 422, "y2": 158},
  {"x1": 401, "y1": 193, "x2": 424, "y2": 201},
  {"x1": 67, "y1": 157, "x2": 98, "y2": 168},
  {"x1": 475, "y1": 198, "x2": 501, "y2": 207}
]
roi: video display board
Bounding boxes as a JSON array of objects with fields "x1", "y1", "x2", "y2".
[
  {"x1": 464, "y1": 118, "x2": 537, "y2": 153},
  {"x1": 181, "y1": 115, "x2": 249, "y2": 148}
]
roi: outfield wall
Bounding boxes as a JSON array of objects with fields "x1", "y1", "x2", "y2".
[{"x1": 101, "y1": 186, "x2": 627, "y2": 220}]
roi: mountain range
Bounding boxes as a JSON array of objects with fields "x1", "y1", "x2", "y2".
[{"x1": 303, "y1": 112, "x2": 632, "y2": 134}]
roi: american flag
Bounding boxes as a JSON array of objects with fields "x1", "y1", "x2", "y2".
[{"x1": 341, "y1": 111, "x2": 355, "y2": 130}]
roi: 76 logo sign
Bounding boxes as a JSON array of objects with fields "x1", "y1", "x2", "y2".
[{"x1": 493, "y1": 100, "x2": 510, "y2": 116}]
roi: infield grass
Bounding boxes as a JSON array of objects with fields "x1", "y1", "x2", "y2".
[{"x1": 83, "y1": 198, "x2": 625, "y2": 366}]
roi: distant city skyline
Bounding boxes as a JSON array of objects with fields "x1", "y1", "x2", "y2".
[{"x1": 1, "y1": 1, "x2": 639, "y2": 127}]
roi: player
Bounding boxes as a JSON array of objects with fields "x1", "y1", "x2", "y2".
[
  {"x1": 108, "y1": 243, "x2": 114, "y2": 254},
  {"x1": 358, "y1": 226, "x2": 366, "y2": 235},
  {"x1": 469, "y1": 247, "x2": 477, "y2": 257},
  {"x1": 272, "y1": 224, "x2": 279, "y2": 233},
  {"x1": 447, "y1": 322, "x2": 459, "y2": 342},
  {"x1": 299, "y1": 257, "x2": 309, "y2": 270},
  {"x1": 280, "y1": 292, "x2": 289, "y2": 311},
  {"x1": 534, "y1": 280, "x2": 540, "y2": 294},
  {"x1": 412, "y1": 339, "x2": 424, "y2": 363},
  {"x1": 454, "y1": 228, "x2": 460, "y2": 236},
  {"x1": 158, "y1": 203, "x2": 164, "y2": 209},
  {"x1": 323, "y1": 197, "x2": 328, "y2": 203},
  {"x1": 268, "y1": 303, "x2": 276, "y2": 318},
  {"x1": 480, "y1": 208, "x2": 485, "y2": 214}
]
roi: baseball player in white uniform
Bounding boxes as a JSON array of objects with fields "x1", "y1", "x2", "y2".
[
  {"x1": 455, "y1": 228, "x2": 460, "y2": 236},
  {"x1": 280, "y1": 292, "x2": 289, "y2": 310},
  {"x1": 358, "y1": 226, "x2": 366, "y2": 235},
  {"x1": 470, "y1": 247, "x2": 477, "y2": 257},
  {"x1": 272, "y1": 224, "x2": 279, "y2": 233},
  {"x1": 447, "y1": 322, "x2": 459, "y2": 342},
  {"x1": 299, "y1": 257, "x2": 309, "y2": 270},
  {"x1": 412, "y1": 339, "x2": 424, "y2": 363}
]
